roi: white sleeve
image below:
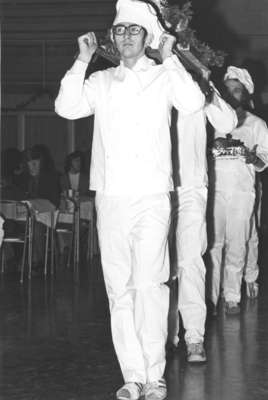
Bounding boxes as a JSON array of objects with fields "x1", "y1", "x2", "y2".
[
  {"x1": 162, "y1": 55, "x2": 205, "y2": 115},
  {"x1": 254, "y1": 118, "x2": 268, "y2": 171},
  {"x1": 55, "y1": 60, "x2": 97, "y2": 120},
  {"x1": 205, "y1": 90, "x2": 238, "y2": 134}
]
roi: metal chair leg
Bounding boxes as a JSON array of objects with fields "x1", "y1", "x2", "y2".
[
  {"x1": 20, "y1": 232, "x2": 28, "y2": 283},
  {"x1": 50, "y1": 213, "x2": 54, "y2": 276},
  {"x1": 21, "y1": 215, "x2": 30, "y2": 284},
  {"x1": 86, "y1": 217, "x2": 96, "y2": 264},
  {"x1": 76, "y1": 210, "x2": 80, "y2": 268},
  {"x1": 28, "y1": 217, "x2": 34, "y2": 280},
  {"x1": 67, "y1": 229, "x2": 74, "y2": 269},
  {"x1": 74, "y1": 208, "x2": 80, "y2": 281},
  {"x1": 1, "y1": 247, "x2": 5, "y2": 274},
  {"x1": 44, "y1": 225, "x2": 49, "y2": 277}
]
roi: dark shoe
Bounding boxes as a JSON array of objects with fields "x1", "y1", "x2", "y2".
[
  {"x1": 187, "y1": 342, "x2": 207, "y2": 363},
  {"x1": 211, "y1": 304, "x2": 218, "y2": 316},
  {"x1": 225, "y1": 301, "x2": 240, "y2": 315}
]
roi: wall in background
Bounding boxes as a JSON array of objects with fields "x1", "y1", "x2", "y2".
[
  {"x1": 1, "y1": 111, "x2": 93, "y2": 172},
  {"x1": 2, "y1": 0, "x2": 268, "y2": 156}
]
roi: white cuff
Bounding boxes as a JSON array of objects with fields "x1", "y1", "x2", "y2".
[
  {"x1": 68, "y1": 59, "x2": 88, "y2": 75},
  {"x1": 162, "y1": 55, "x2": 185, "y2": 71}
]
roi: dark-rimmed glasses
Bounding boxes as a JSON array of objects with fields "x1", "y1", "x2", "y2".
[{"x1": 112, "y1": 24, "x2": 145, "y2": 36}]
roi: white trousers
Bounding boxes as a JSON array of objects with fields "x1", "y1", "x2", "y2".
[
  {"x1": 95, "y1": 193, "x2": 170, "y2": 384},
  {"x1": 244, "y1": 179, "x2": 261, "y2": 283},
  {"x1": 244, "y1": 216, "x2": 259, "y2": 283},
  {"x1": 209, "y1": 190, "x2": 255, "y2": 304},
  {"x1": 168, "y1": 187, "x2": 207, "y2": 345}
]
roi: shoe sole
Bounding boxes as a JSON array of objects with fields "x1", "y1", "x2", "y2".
[
  {"x1": 187, "y1": 356, "x2": 207, "y2": 363},
  {"x1": 117, "y1": 395, "x2": 140, "y2": 400},
  {"x1": 144, "y1": 394, "x2": 167, "y2": 400}
]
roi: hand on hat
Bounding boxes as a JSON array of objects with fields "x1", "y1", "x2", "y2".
[
  {"x1": 158, "y1": 33, "x2": 176, "y2": 62},
  {"x1": 77, "y1": 32, "x2": 98, "y2": 64}
]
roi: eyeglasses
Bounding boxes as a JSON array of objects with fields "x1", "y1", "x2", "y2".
[{"x1": 112, "y1": 24, "x2": 144, "y2": 36}]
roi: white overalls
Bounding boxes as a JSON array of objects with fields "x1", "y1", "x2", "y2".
[
  {"x1": 169, "y1": 92, "x2": 237, "y2": 345},
  {"x1": 209, "y1": 112, "x2": 268, "y2": 305},
  {"x1": 55, "y1": 55, "x2": 204, "y2": 383}
]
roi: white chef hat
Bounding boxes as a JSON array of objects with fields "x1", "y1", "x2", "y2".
[
  {"x1": 112, "y1": 0, "x2": 165, "y2": 49},
  {"x1": 224, "y1": 65, "x2": 254, "y2": 94}
]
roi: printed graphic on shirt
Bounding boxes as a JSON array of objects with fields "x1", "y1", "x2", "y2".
[{"x1": 211, "y1": 134, "x2": 247, "y2": 160}]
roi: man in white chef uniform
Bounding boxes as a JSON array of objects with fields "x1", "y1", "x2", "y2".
[
  {"x1": 55, "y1": 0, "x2": 205, "y2": 398},
  {"x1": 168, "y1": 83, "x2": 237, "y2": 362},
  {"x1": 209, "y1": 66, "x2": 268, "y2": 314}
]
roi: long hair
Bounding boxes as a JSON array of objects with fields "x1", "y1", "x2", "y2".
[
  {"x1": 23, "y1": 144, "x2": 56, "y2": 174},
  {"x1": 1, "y1": 147, "x2": 23, "y2": 179}
]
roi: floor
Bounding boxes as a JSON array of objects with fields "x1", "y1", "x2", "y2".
[{"x1": 1, "y1": 253, "x2": 268, "y2": 400}]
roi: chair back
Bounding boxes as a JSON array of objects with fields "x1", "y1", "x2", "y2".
[{"x1": 0, "y1": 200, "x2": 33, "y2": 282}]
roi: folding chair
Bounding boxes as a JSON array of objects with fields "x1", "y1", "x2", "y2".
[
  {"x1": 85, "y1": 199, "x2": 97, "y2": 262},
  {"x1": 55, "y1": 196, "x2": 79, "y2": 276},
  {"x1": 0, "y1": 200, "x2": 33, "y2": 283}
]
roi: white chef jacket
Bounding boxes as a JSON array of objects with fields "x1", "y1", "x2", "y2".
[
  {"x1": 213, "y1": 112, "x2": 268, "y2": 193},
  {"x1": 55, "y1": 55, "x2": 205, "y2": 195},
  {"x1": 176, "y1": 92, "x2": 238, "y2": 188}
]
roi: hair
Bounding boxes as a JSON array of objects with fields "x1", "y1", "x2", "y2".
[
  {"x1": 1, "y1": 147, "x2": 23, "y2": 179},
  {"x1": 64, "y1": 150, "x2": 85, "y2": 173},
  {"x1": 32, "y1": 144, "x2": 56, "y2": 172},
  {"x1": 221, "y1": 79, "x2": 252, "y2": 110},
  {"x1": 238, "y1": 81, "x2": 252, "y2": 106},
  {"x1": 23, "y1": 144, "x2": 56, "y2": 174}
]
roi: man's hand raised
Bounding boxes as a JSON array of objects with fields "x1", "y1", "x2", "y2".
[
  {"x1": 158, "y1": 33, "x2": 176, "y2": 62},
  {"x1": 77, "y1": 32, "x2": 98, "y2": 64}
]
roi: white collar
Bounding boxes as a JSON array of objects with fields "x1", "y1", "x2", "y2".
[{"x1": 114, "y1": 55, "x2": 156, "y2": 80}]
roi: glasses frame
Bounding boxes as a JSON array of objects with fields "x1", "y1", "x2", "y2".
[{"x1": 112, "y1": 24, "x2": 145, "y2": 36}]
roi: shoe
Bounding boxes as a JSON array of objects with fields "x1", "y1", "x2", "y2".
[
  {"x1": 211, "y1": 304, "x2": 218, "y2": 316},
  {"x1": 246, "y1": 282, "x2": 259, "y2": 298},
  {"x1": 187, "y1": 342, "x2": 207, "y2": 363},
  {"x1": 116, "y1": 382, "x2": 143, "y2": 400},
  {"x1": 225, "y1": 301, "x2": 240, "y2": 315},
  {"x1": 207, "y1": 299, "x2": 218, "y2": 316},
  {"x1": 143, "y1": 378, "x2": 167, "y2": 400}
]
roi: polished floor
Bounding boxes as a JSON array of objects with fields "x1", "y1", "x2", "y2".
[{"x1": 1, "y1": 252, "x2": 268, "y2": 400}]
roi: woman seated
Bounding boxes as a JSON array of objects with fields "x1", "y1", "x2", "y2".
[
  {"x1": 0, "y1": 148, "x2": 27, "y2": 271},
  {"x1": 1, "y1": 147, "x2": 27, "y2": 199},
  {"x1": 59, "y1": 151, "x2": 91, "y2": 263},
  {"x1": 60, "y1": 150, "x2": 89, "y2": 197},
  {"x1": 23, "y1": 145, "x2": 60, "y2": 208}
]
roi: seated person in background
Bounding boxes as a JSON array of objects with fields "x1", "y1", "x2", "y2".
[
  {"x1": 32, "y1": 143, "x2": 58, "y2": 175},
  {"x1": 22, "y1": 145, "x2": 61, "y2": 272},
  {"x1": 59, "y1": 151, "x2": 90, "y2": 261},
  {"x1": 1, "y1": 147, "x2": 27, "y2": 197},
  {"x1": 60, "y1": 150, "x2": 89, "y2": 196},
  {"x1": 23, "y1": 145, "x2": 61, "y2": 208},
  {"x1": 0, "y1": 148, "x2": 27, "y2": 270}
]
